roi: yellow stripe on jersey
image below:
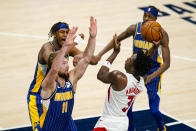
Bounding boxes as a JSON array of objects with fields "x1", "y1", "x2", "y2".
[
  {"x1": 157, "y1": 54, "x2": 163, "y2": 65},
  {"x1": 31, "y1": 65, "x2": 45, "y2": 93},
  {"x1": 158, "y1": 74, "x2": 163, "y2": 94},
  {"x1": 29, "y1": 95, "x2": 40, "y2": 130},
  {"x1": 133, "y1": 23, "x2": 139, "y2": 40},
  {"x1": 40, "y1": 104, "x2": 47, "y2": 128}
]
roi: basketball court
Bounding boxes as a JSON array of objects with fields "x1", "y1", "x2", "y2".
[{"x1": 0, "y1": 0, "x2": 196, "y2": 130}]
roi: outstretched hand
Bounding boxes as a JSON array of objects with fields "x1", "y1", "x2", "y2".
[
  {"x1": 152, "y1": 32, "x2": 162, "y2": 46},
  {"x1": 89, "y1": 16, "x2": 97, "y2": 38},
  {"x1": 62, "y1": 26, "x2": 78, "y2": 47},
  {"x1": 113, "y1": 33, "x2": 121, "y2": 53}
]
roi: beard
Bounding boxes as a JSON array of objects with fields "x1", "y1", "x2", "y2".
[{"x1": 58, "y1": 72, "x2": 69, "y2": 80}]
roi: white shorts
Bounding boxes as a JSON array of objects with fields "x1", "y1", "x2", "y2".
[{"x1": 94, "y1": 115, "x2": 129, "y2": 131}]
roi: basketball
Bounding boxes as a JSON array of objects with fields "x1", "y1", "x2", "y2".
[{"x1": 141, "y1": 21, "x2": 162, "y2": 42}]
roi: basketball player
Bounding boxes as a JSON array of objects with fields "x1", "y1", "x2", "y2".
[
  {"x1": 93, "y1": 34, "x2": 160, "y2": 131},
  {"x1": 93, "y1": 5, "x2": 170, "y2": 131},
  {"x1": 40, "y1": 16, "x2": 97, "y2": 130},
  {"x1": 27, "y1": 19, "x2": 97, "y2": 130}
]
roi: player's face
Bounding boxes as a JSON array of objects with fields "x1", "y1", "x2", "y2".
[
  {"x1": 59, "y1": 57, "x2": 69, "y2": 77},
  {"x1": 125, "y1": 54, "x2": 137, "y2": 71},
  {"x1": 55, "y1": 28, "x2": 69, "y2": 47},
  {"x1": 143, "y1": 12, "x2": 157, "y2": 23}
]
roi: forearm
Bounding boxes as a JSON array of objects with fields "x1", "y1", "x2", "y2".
[
  {"x1": 106, "y1": 51, "x2": 119, "y2": 64},
  {"x1": 97, "y1": 51, "x2": 119, "y2": 80},
  {"x1": 147, "y1": 45, "x2": 159, "y2": 58},
  {"x1": 150, "y1": 62, "x2": 170, "y2": 79},
  {"x1": 83, "y1": 37, "x2": 96, "y2": 62},
  {"x1": 51, "y1": 45, "x2": 71, "y2": 71},
  {"x1": 48, "y1": 46, "x2": 71, "y2": 66}
]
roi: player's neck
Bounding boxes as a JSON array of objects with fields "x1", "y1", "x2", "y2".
[
  {"x1": 127, "y1": 70, "x2": 140, "y2": 81},
  {"x1": 133, "y1": 74, "x2": 140, "y2": 81},
  {"x1": 57, "y1": 77, "x2": 66, "y2": 87},
  {"x1": 53, "y1": 39, "x2": 61, "y2": 50}
]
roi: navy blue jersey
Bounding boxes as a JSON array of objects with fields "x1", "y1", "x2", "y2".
[
  {"x1": 28, "y1": 42, "x2": 58, "y2": 94},
  {"x1": 41, "y1": 80, "x2": 75, "y2": 131},
  {"x1": 133, "y1": 22, "x2": 163, "y2": 70}
]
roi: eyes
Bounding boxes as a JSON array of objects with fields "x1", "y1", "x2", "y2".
[
  {"x1": 144, "y1": 13, "x2": 155, "y2": 20},
  {"x1": 58, "y1": 29, "x2": 69, "y2": 35}
]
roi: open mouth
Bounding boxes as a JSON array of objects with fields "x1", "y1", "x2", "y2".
[{"x1": 62, "y1": 38, "x2": 66, "y2": 41}]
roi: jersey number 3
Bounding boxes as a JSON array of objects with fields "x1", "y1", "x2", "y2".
[{"x1": 122, "y1": 96, "x2": 134, "y2": 112}]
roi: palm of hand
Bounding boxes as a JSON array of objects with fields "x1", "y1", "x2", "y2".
[
  {"x1": 89, "y1": 16, "x2": 97, "y2": 38},
  {"x1": 65, "y1": 27, "x2": 78, "y2": 46}
]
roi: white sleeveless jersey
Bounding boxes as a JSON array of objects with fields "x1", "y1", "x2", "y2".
[{"x1": 102, "y1": 72, "x2": 145, "y2": 117}]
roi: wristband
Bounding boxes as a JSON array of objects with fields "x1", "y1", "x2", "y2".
[
  {"x1": 74, "y1": 35, "x2": 83, "y2": 45},
  {"x1": 102, "y1": 61, "x2": 111, "y2": 69}
]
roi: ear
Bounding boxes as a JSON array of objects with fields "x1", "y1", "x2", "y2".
[{"x1": 53, "y1": 32, "x2": 57, "y2": 38}]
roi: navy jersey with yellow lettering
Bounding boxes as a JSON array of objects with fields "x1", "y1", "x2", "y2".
[
  {"x1": 41, "y1": 80, "x2": 77, "y2": 131},
  {"x1": 133, "y1": 22, "x2": 162, "y2": 70},
  {"x1": 28, "y1": 42, "x2": 58, "y2": 94},
  {"x1": 133, "y1": 22, "x2": 163, "y2": 99}
]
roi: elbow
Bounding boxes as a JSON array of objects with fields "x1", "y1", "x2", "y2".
[
  {"x1": 97, "y1": 71, "x2": 102, "y2": 81},
  {"x1": 51, "y1": 65, "x2": 59, "y2": 74},
  {"x1": 163, "y1": 61, "x2": 170, "y2": 71},
  {"x1": 166, "y1": 62, "x2": 170, "y2": 69},
  {"x1": 90, "y1": 56, "x2": 99, "y2": 65},
  {"x1": 83, "y1": 57, "x2": 91, "y2": 64}
]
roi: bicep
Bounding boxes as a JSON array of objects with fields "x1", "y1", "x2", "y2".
[
  {"x1": 39, "y1": 44, "x2": 55, "y2": 64},
  {"x1": 41, "y1": 70, "x2": 56, "y2": 99},
  {"x1": 161, "y1": 30, "x2": 170, "y2": 63},
  {"x1": 118, "y1": 24, "x2": 135, "y2": 42},
  {"x1": 98, "y1": 70, "x2": 120, "y2": 84}
]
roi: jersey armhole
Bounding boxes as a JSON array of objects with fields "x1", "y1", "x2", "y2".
[
  {"x1": 133, "y1": 23, "x2": 139, "y2": 40},
  {"x1": 42, "y1": 86, "x2": 57, "y2": 101}
]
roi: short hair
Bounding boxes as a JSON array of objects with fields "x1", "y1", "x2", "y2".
[
  {"x1": 148, "y1": 5, "x2": 160, "y2": 12},
  {"x1": 133, "y1": 50, "x2": 153, "y2": 76},
  {"x1": 48, "y1": 53, "x2": 69, "y2": 69},
  {"x1": 48, "y1": 22, "x2": 69, "y2": 39}
]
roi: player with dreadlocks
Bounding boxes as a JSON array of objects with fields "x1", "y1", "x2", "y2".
[
  {"x1": 93, "y1": 34, "x2": 159, "y2": 131},
  {"x1": 27, "y1": 21, "x2": 98, "y2": 131}
]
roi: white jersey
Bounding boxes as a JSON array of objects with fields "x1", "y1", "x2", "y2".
[
  {"x1": 102, "y1": 72, "x2": 144, "y2": 117},
  {"x1": 94, "y1": 72, "x2": 145, "y2": 131}
]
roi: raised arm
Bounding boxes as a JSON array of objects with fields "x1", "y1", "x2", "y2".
[
  {"x1": 97, "y1": 34, "x2": 127, "y2": 91},
  {"x1": 69, "y1": 16, "x2": 97, "y2": 90},
  {"x1": 145, "y1": 29, "x2": 170, "y2": 84},
  {"x1": 95, "y1": 24, "x2": 136, "y2": 61},
  {"x1": 41, "y1": 27, "x2": 78, "y2": 99}
]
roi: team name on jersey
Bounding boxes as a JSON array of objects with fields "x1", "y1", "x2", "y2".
[
  {"x1": 54, "y1": 91, "x2": 73, "y2": 101},
  {"x1": 134, "y1": 40, "x2": 153, "y2": 50},
  {"x1": 126, "y1": 87, "x2": 140, "y2": 95}
]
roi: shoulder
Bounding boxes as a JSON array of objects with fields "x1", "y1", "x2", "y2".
[
  {"x1": 110, "y1": 70, "x2": 127, "y2": 83},
  {"x1": 126, "y1": 24, "x2": 137, "y2": 36},
  {"x1": 38, "y1": 42, "x2": 55, "y2": 64},
  {"x1": 41, "y1": 42, "x2": 54, "y2": 51},
  {"x1": 161, "y1": 28, "x2": 169, "y2": 46},
  {"x1": 127, "y1": 24, "x2": 136, "y2": 32}
]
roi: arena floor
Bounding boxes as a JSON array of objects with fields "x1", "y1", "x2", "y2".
[{"x1": 0, "y1": 0, "x2": 196, "y2": 130}]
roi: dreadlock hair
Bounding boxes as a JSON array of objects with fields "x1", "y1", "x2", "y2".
[
  {"x1": 148, "y1": 5, "x2": 160, "y2": 12},
  {"x1": 133, "y1": 50, "x2": 153, "y2": 76},
  {"x1": 48, "y1": 22, "x2": 69, "y2": 39}
]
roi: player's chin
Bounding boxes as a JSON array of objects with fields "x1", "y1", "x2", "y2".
[{"x1": 60, "y1": 39, "x2": 66, "y2": 44}]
